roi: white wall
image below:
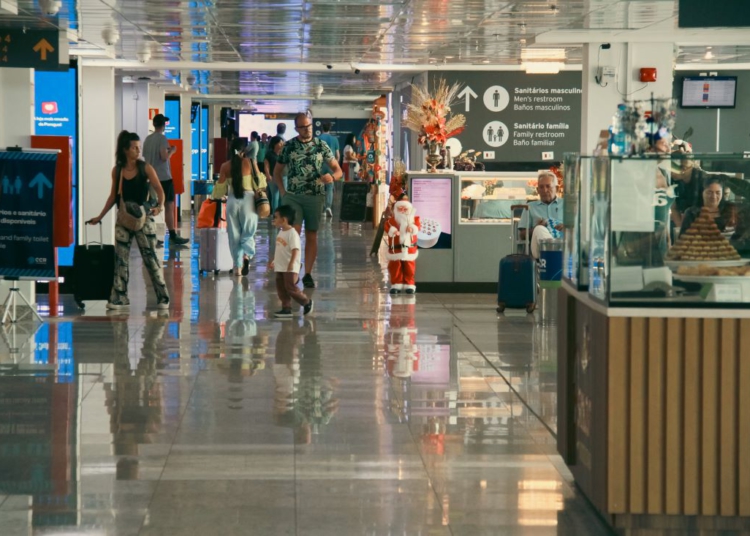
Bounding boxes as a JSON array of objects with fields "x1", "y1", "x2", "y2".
[
  {"x1": 81, "y1": 66, "x2": 116, "y2": 244},
  {"x1": 120, "y1": 81, "x2": 150, "y2": 142}
]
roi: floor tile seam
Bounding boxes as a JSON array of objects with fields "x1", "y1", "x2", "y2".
[
  {"x1": 454, "y1": 323, "x2": 558, "y2": 442},
  {"x1": 137, "y1": 364, "x2": 202, "y2": 536},
  {"x1": 79, "y1": 364, "x2": 112, "y2": 403}
]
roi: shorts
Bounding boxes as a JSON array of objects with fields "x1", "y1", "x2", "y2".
[
  {"x1": 160, "y1": 179, "x2": 175, "y2": 203},
  {"x1": 281, "y1": 193, "x2": 324, "y2": 232}
]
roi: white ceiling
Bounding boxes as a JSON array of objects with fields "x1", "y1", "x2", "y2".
[{"x1": 1, "y1": 0, "x2": 749, "y2": 109}]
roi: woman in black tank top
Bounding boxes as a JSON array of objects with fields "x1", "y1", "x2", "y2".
[{"x1": 87, "y1": 130, "x2": 170, "y2": 311}]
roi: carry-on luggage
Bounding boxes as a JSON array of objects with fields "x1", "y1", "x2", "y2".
[
  {"x1": 73, "y1": 223, "x2": 115, "y2": 309},
  {"x1": 497, "y1": 204, "x2": 537, "y2": 313},
  {"x1": 198, "y1": 227, "x2": 233, "y2": 276}
]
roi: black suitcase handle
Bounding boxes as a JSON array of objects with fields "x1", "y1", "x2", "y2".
[{"x1": 83, "y1": 221, "x2": 104, "y2": 249}]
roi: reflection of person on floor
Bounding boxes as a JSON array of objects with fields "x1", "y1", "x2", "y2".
[
  {"x1": 220, "y1": 279, "x2": 267, "y2": 389},
  {"x1": 272, "y1": 319, "x2": 339, "y2": 444},
  {"x1": 519, "y1": 171, "x2": 564, "y2": 259},
  {"x1": 386, "y1": 196, "x2": 420, "y2": 295},
  {"x1": 104, "y1": 319, "x2": 166, "y2": 480},
  {"x1": 385, "y1": 295, "x2": 419, "y2": 380}
]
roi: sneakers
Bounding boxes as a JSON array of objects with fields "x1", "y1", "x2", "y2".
[
  {"x1": 155, "y1": 239, "x2": 164, "y2": 249},
  {"x1": 241, "y1": 256, "x2": 250, "y2": 277},
  {"x1": 325, "y1": 208, "x2": 333, "y2": 218},
  {"x1": 302, "y1": 273, "x2": 315, "y2": 288},
  {"x1": 274, "y1": 308, "x2": 293, "y2": 319},
  {"x1": 303, "y1": 300, "x2": 314, "y2": 316},
  {"x1": 106, "y1": 301, "x2": 130, "y2": 311},
  {"x1": 169, "y1": 232, "x2": 190, "y2": 246},
  {"x1": 157, "y1": 299, "x2": 170, "y2": 310}
]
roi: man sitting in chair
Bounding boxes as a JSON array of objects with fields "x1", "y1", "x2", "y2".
[{"x1": 520, "y1": 171, "x2": 564, "y2": 259}]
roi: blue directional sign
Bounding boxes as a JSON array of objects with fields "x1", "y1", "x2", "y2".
[{"x1": 0, "y1": 150, "x2": 58, "y2": 279}]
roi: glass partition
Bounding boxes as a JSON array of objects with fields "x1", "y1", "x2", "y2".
[{"x1": 584, "y1": 153, "x2": 750, "y2": 307}]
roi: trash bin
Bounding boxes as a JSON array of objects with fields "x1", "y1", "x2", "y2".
[{"x1": 538, "y1": 238, "x2": 564, "y2": 289}]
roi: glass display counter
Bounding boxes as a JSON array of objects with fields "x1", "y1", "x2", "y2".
[
  {"x1": 407, "y1": 171, "x2": 544, "y2": 291},
  {"x1": 458, "y1": 172, "x2": 539, "y2": 224},
  {"x1": 583, "y1": 153, "x2": 750, "y2": 307}
]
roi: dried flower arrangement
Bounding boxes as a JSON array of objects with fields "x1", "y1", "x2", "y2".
[{"x1": 403, "y1": 79, "x2": 467, "y2": 146}]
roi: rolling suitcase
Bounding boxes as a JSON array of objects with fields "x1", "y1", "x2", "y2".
[
  {"x1": 73, "y1": 223, "x2": 115, "y2": 309},
  {"x1": 198, "y1": 227, "x2": 233, "y2": 275},
  {"x1": 497, "y1": 204, "x2": 537, "y2": 313}
]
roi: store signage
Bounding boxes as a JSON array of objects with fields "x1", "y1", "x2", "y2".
[
  {"x1": 0, "y1": 150, "x2": 58, "y2": 279},
  {"x1": 0, "y1": 29, "x2": 68, "y2": 70},
  {"x1": 430, "y1": 71, "x2": 582, "y2": 162}
]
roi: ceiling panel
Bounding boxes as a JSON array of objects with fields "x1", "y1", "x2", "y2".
[{"x1": 0, "y1": 0, "x2": 746, "y2": 108}]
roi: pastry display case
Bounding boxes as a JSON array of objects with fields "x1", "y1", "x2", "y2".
[
  {"x1": 458, "y1": 171, "x2": 540, "y2": 224},
  {"x1": 586, "y1": 153, "x2": 750, "y2": 306}
]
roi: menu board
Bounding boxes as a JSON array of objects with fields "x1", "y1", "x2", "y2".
[
  {"x1": 340, "y1": 182, "x2": 369, "y2": 222},
  {"x1": 411, "y1": 177, "x2": 452, "y2": 249}
]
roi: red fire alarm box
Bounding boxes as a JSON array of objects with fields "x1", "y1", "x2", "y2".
[{"x1": 640, "y1": 68, "x2": 657, "y2": 82}]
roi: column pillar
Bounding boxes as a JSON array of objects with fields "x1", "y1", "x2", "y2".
[
  {"x1": 80, "y1": 66, "x2": 116, "y2": 244},
  {"x1": 580, "y1": 43, "x2": 675, "y2": 153},
  {"x1": 179, "y1": 93, "x2": 192, "y2": 217},
  {"x1": 0, "y1": 68, "x2": 36, "y2": 304}
]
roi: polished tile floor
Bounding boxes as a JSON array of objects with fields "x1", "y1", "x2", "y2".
[{"x1": 0, "y1": 217, "x2": 613, "y2": 536}]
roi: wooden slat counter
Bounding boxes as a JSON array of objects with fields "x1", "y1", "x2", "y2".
[{"x1": 557, "y1": 282, "x2": 750, "y2": 533}]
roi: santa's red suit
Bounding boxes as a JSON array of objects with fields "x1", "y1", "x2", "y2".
[
  {"x1": 385, "y1": 200, "x2": 420, "y2": 293},
  {"x1": 385, "y1": 296, "x2": 419, "y2": 379}
]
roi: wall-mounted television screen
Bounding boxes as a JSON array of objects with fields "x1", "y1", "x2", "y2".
[{"x1": 681, "y1": 76, "x2": 737, "y2": 109}]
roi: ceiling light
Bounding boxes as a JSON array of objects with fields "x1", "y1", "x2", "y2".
[
  {"x1": 523, "y1": 62, "x2": 564, "y2": 74},
  {"x1": 521, "y1": 48, "x2": 566, "y2": 61}
]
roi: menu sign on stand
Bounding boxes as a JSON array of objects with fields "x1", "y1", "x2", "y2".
[
  {"x1": 340, "y1": 182, "x2": 369, "y2": 223},
  {"x1": 0, "y1": 150, "x2": 58, "y2": 279}
]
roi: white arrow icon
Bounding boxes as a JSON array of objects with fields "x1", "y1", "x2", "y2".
[{"x1": 457, "y1": 86, "x2": 478, "y2": 112}]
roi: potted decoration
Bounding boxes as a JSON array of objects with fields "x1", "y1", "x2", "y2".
[{"x1": 403, "y1": 79, "x2": 466, "y2": 173}]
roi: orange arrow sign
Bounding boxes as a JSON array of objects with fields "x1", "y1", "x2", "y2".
[{"x1": 33, "y1": 38, "x2": 54, "y2": 61}]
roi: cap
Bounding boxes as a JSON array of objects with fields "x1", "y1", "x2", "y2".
[{"x1": 153, "y1": 114, "x2": 169, "y2": 128}]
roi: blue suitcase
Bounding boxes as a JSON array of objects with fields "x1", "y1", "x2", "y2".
[{"x1": 497, "y1": 205, "x2": 536, "y2": 313}]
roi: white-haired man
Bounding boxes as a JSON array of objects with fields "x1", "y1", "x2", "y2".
[{"x1": 520, "y1": 171, "x2": 564, "y2": 259}]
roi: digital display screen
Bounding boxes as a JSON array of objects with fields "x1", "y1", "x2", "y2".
[
  {"x1": 681, "y1": 76, "x2": 737, "y2": 108},
  {"x1": 410, "y1": 177, "x2": 452, "y2": 249},
  {"x1": 200, "y1": 106, "x2": 208, "y2": 180},
  {"x1": 238, "y1": 114, "x2": 295, "y2": 140},
  {"x1": 164, "y1": 99, "x2": 180, "y2": 139},
  {"x1": 34, "y1": 66, "x2": 77, "y2": 266},
  {"x1": 191, "y1": 105, "x2": 199, "y2": 180}
]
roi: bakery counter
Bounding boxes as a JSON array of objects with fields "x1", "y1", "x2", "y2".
[
  {"x1": 406, "y1": 171, "x2": 536, "y2": 292},
  {"x1": 557, "y1": 281, "x2": 750, "y2": 534}
]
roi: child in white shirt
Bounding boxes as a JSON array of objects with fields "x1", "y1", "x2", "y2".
[{"x1": 270, "y1": 205, "x2": 313, "y2": 318}]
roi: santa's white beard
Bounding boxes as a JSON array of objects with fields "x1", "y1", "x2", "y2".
[{"x1": 394, "y1": 212, "x2": 413, "y2": 244}]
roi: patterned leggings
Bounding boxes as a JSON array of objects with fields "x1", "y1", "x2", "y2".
[{"x1": 110, "y1": 218, "x2": 170, "y2": 305}]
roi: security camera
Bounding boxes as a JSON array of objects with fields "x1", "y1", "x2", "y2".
[
  {"x1": 186, "y1": 75, "x2": 197, "y2": 86},
  {"x1": 136, "y1": 50, "x2": 151, "y2": 63},
  {"x1": 326, "y1": 64, "x2": 332, "y2": 70},
  {"x1": 39, "y1": 0, "x2": 61, "y2": 15},
  {"x1": 354, "y1": 68, "x2": 361, "y2": 75},
  {"x1": 101, "y1": 27, "x2": 119, "y2": 46}
]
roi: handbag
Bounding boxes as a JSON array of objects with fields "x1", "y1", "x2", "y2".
[
  {"x1": 252, "y1": 168, "x2": 271, "y2": 218},
  {"x1": 116, "y1": 168, "x2": 146, "y2": 232}
]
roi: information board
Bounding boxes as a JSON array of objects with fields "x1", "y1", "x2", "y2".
[
  {"x1": 429, "y1": 71, "x2": 582, "y2": 163},
  {"x1": 0, "y1": 150, "x2": 58, "y2": 279},
  {"x1": 339, "y1": 182, "x2": 369, "y2": 222}
]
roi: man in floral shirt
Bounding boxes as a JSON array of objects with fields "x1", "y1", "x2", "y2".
[{"x1": 274, "y1": 113, "x2": 343, "y2": 288}]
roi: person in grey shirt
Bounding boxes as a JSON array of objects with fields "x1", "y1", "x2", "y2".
[{"x1": 142, "y1": 114, "x2": 188, "y2": 245}]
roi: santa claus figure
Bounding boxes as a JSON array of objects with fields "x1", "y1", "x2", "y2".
[{"x1": 385, "y1": 196, "x2": 420, "y2": 294}]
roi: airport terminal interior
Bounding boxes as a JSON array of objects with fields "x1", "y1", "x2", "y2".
[{"x1": 2, "y1": 0, "x2": 750, "y2": 535}]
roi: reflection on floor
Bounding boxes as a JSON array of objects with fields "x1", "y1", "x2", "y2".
[{"x1": 0, "y1": 219, "x2": 613, "y2": 535}]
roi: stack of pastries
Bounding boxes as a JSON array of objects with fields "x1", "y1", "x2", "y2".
[{"x1": 667, "y1": 207, "x2": 741, "y2": 261}]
